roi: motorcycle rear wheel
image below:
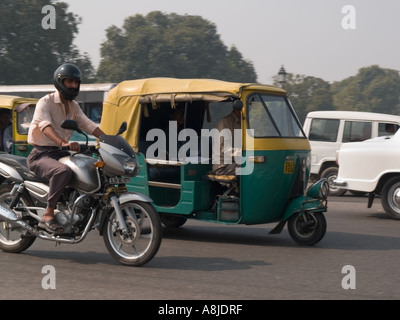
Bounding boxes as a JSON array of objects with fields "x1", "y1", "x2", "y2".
[
  {"x1": 0, "y1": 184, "x2": 36, "y2": 253},
  {"x1": 103, "y1": 200, "x2": 162, "y2": 266}
]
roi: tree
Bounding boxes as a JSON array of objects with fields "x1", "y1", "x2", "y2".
[
  {"x1": 331, "y1": 65, "x2": 400, "y2": 114},
  {"x1": 276, "y1": 74, "x2": 334, "y2": 123},
  {"x1": 224, "y1": 46, "x2": 258, "y2": 83},
  {"x1": 97, "y1": 11, "x2": 257, "y2": 83},
  {"x1": 0, "y1": 0, "x2": 94, "y2": 84}
]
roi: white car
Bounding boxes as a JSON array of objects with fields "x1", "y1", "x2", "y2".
[
  {"x1": 334, "y1": 130, "x2": 400, "y2": 219},
  {"x1": 303, "y1": 111, "x2": 400, "y2": 196}
]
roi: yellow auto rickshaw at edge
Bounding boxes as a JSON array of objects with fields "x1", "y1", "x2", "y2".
[
  {"x1": 101, "y1": 78, "x2": 329, "y2": 245},
  {"x1": 0, "y1": 95, "x2": 37, "y2": 157}
]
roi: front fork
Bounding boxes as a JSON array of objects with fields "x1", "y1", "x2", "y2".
[{"x1": 109, "y1": 195, "x2": 129, "y2": 234}]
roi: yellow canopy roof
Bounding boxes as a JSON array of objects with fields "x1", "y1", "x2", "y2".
[
  {"x1": 105, "y1": 78, "x2": 285, "y2": 106},
  {"x1": 101, "y1": 78, "x2": 286, "y2": 149},
  {"x1": 0, "y1": 95, "x2": 38, "y2": 109}
]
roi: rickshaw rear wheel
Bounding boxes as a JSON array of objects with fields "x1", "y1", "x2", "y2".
[
  {"x1": 160, "y1": 213, "x2": 187, "y2": 228},
  {"x1": 287, "y1": 211, "x2": 326, "y2": 245}
]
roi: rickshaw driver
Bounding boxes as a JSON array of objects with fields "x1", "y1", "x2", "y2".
[{"x1": 212, "y1": 101, "x2": 242, "y2": 177}]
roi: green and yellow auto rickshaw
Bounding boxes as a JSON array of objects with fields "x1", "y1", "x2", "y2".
[
  {"x1": 100, "y1": 78, "x2": 328, "y2": 245},
  {"x1": 0, "y1": 95, "x2": 37, "y2": 157}
]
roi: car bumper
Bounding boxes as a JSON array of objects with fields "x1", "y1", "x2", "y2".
[{"x1": 333, "y1": 179, "x2": 348, "y2": 187}]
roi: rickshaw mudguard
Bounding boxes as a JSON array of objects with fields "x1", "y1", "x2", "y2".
[
  {"x1": 269, "y1": 197, "x2": 327, "y2": 234},
  {"x1": 269, "y1": 179, "x2": 329, "y2": 234}
]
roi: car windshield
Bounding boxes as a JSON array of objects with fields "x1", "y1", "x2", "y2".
[{"x1": 246, "y1": 93, "x2": 305, "y2": 138}]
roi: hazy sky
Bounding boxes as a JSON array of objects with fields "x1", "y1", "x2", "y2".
[{"x1": 65, "y1": 0, "x2": 400, "y2": 84}]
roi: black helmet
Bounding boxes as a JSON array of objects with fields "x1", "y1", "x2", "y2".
[{"x1": 53, "y1": 63, "x2": 81, "y2": 100}]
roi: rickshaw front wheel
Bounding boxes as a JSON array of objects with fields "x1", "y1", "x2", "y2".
[{"x1": 287, "y1": 211, "x2": 326, "y2": 245}]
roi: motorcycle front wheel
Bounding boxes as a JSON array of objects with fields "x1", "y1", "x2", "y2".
[
  {"x1": 0, "y1": 184, "x2": 36, "y2": 253},
  {"x1": 103, "y1": 200, "x2": 162, "y2": 266}
]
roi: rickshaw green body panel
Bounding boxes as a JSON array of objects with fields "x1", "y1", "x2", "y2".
[
  {"x1": 128, "y1": 148, "x2": 314, "y2": 225},
  {"x1": 12, "y1": 143, "x2": 34, "y2": 157},
  {"x1": 240, "y1": 149, "x2": 310, "y2": 224},
  {"x1": 127, "y1": 153, "x2": 212, "y2": 215}
]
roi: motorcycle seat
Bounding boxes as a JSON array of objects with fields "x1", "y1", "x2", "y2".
[{"x1": 0, "y1": 153, "x2": 48, "y2": 183}]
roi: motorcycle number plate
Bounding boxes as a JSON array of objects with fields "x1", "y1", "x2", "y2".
[
  {"x1": 109, "y1": 177, "x2": 131, "y2": 184},
  {"x1": 284, "y1": 160, "x2": 295, "y2": 174}
]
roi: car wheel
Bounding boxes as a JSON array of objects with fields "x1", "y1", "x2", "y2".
[
  {"x1": 320, "y1": 167, "x2": 346, "y2": 196},
  {"x1": 381, "y1": 176, "x2": 400, "y2": 220}
]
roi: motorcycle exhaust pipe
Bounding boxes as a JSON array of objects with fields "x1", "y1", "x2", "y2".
[
  {"x1": 0, "y1": 205, "x2": 19, "y2": 222},
  {"x1": 0, "y1": 205, "x2": 39, "y2": 236},
  {"x1": 0, "y1": 205, "x2": 97, "y2": 243}
]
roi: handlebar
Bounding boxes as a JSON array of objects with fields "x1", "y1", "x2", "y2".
[{"x1": 60, "y1": 144, "x2": 98, "y2": 154}]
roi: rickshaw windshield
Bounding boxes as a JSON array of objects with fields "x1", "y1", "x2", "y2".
[
  {"x1": 16, "y1": 104, "x2": 35, "y2": 135},
  {"x1": 247, "y1": 93, "x2": 305, "y2": 138}
]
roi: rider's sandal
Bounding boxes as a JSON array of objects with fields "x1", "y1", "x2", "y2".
[{"x1": 38, "y1": 219, "x2": 64, "y2": 234}]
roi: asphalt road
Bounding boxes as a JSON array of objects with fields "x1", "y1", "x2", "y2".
[{"x1": 1, "y1": 195, "x2": 400, "y2": 301}]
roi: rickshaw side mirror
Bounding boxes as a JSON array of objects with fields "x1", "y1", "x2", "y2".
[{"x1": 233, "y1": 100, "x2": 243, "y2": 111}]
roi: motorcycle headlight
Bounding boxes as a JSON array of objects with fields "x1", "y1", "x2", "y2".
[
  {"x1": 123, "y1": 162, "x2": 138, "y2": 176},
  {"x1": 114, "y1": 154, "x2": 139, "y2": 177}
]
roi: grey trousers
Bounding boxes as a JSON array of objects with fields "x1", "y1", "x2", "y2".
[{"x1": 27, "y1": 147, "x2": 73, "y2": 208}]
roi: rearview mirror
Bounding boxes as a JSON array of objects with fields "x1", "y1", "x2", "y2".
[
  {"x1": 61, "y1": 119, "x2": 88, "y2": 145},
  {"x1": 117, "y1": 121, "x2": 127, "y2": 135},
  {"x1": 61, "y1": 119, "x2": 80, "y2": 132}
]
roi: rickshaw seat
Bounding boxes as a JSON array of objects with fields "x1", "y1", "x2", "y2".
[
  {"x1": 204, "y1": 174, "x2": 237, "y2": 183},
  {"x1": 204, "y1": 173, "x2": 239, "y2": 198}
]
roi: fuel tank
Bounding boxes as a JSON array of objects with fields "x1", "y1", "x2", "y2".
[{"x1": 59, "y1": 155, "x2": 101, "y2": 193}]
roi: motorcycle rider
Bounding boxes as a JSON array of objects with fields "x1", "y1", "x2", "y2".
[{"x1": 27, "y1": 63, "x2": 105, "y2": 233}]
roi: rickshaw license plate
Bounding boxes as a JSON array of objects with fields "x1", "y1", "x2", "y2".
[
  {"x1": 284, "y1": 160, "x2": 295, "y2": 174},
  {"x1": 109, "y1": 177, "x2": 131, "y2": 184}
]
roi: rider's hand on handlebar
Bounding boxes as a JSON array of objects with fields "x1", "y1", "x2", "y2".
[{"x1": 61, "y1": 141, "x2": 80, "y2": 152}]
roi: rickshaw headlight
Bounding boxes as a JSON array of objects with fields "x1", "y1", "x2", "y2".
[
  {"x1": 307, "y1": 179, "x2": 329, "y2": 199},
  {"x1": 319, "y1": 179, "x2": 330, "y2": 199}
]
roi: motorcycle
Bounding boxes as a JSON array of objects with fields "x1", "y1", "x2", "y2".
[{"x1": 0, "y1": 120, "x2": 162, "y2": 266}]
